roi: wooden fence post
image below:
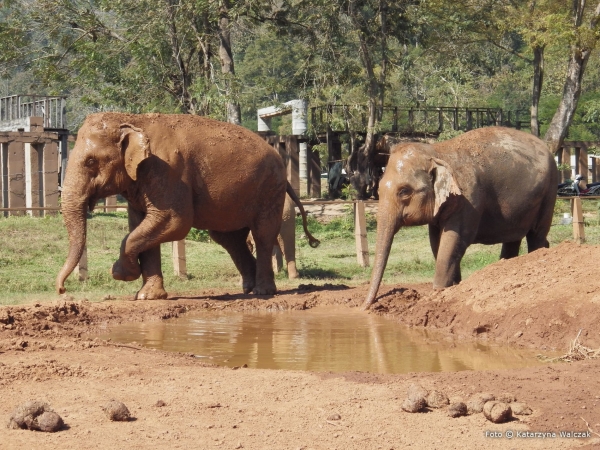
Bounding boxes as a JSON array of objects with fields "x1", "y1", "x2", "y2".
[
  {"x1": 354, "y1": 201, "x2": 369, "y2": 267},
  {"x1": 104, "y1": 195, "x2": 117, "y2": 212},
  {"x1": 571, "y1": 197, "x2": 585, "y2": 244},
  {"x1": 172, "y1": 240, "x2": 187, "y2": 278},
  {"x1": 76, "y1": 245, "x2": 88, "y2": 281}
]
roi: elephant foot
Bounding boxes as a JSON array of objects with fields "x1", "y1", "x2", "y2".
[
  {"x1": 287, "y1": 263, "x2": 299, "y2": 279},
  {"x1": 136, "y1": 277, "x2": 168, "y2": 300},
  {"x1": 253, "y1": 282, "x2": 277, "y2": 296},
  {"x1": 242, "y1": 278, "x2": 255, "y2": 295},
  {"x1": 111, "y1": 259, "x2": 142, "y2": 282}
]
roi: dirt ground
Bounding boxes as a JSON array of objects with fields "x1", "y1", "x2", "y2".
[{"x1": 2, "y1": 241, "x2": 600, "y2": 449}]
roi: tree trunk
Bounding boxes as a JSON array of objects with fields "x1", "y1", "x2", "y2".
[
  {"x1": 544, "y1": 1, "x2": 600, "y2": 153},
  {"x1": 218, "y1": 0, "x2": 241, "y2": 125},
  {"x1": 531, "y1": 45, "x2": 544, "y2": 137},
  {"x1": 165, "y1": 0, "x2": 195, "y2": 114}
]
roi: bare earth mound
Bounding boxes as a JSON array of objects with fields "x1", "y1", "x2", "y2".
[{"x1": 1, "y1": 241, "x2": 600, "y2": 449}]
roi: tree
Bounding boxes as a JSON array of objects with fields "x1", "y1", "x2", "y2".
[{"x1": 544, "y1": 1, "x2": 600, "y2": 152}]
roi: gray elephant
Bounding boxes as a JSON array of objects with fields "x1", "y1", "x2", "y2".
[
  {"x1": 56, "y1": 112, "x2": 318, "y2": 299},
  {"x1": 364, "y1": 127, "x2": 558, "y2": 309}
]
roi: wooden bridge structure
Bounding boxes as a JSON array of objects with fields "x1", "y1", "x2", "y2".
[{"x1": 0, "y1": 95, "x2": 69, "y2": 218}]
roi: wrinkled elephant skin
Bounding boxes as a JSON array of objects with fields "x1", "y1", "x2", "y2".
[
  {"x1": 364, "y1": 127, "x2": 558, "y2": 309},
  {"x1": 56, "y1": 112, "x2": 291, "y2": 299}
]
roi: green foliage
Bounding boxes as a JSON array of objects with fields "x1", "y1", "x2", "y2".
[{"x1": 187, "y1": 228, "x2": 211, "y2": 243}]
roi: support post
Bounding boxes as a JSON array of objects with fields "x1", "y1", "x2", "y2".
[
  {"x1": 354, "y1": 201, "x2": 369, "y2": 267},
  {"x1": 76, "y1": 245, "x2": 88, "y2": 281},
  {"x1": 7, "y1": 140, "x2": 25, "y2": 216},
  {"x1": 310, "y1": 150, "x2": 321, "y2": 198},
  {"x1": 43, "y1": 141, "x2": 59, "y2": 216},
  {"x1": 578, "y1": 146, "x2": 589, "y2": 180},
  {"x1": 571, "y1": 197, "x2": 585, "y2": 244},
  {"x1": 172, "y1": 240, "x2": 187, "y2": 278},
  {"x1": 286, "y1": 136, "x2": 300, "y2": 196}
]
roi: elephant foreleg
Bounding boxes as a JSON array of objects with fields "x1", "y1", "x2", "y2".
[
  {"x1": 433, "y1": 224, "x2": 471, "y2": 289},
  {"x1": 125, "y1": 208, "x2": 168, "y2": 300},
  {"x1": 428, "y1": 224, "x2": 441, "y2": 259},
  {"x1": 112, "y1": 209, "x2": 191, "y2": 283}
]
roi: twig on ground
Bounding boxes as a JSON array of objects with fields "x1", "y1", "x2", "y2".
[
  {"x1": 105, "y1": 342, "x2": 142, "y2": 351},
  {"x1": 580, "y1": 416, "x2": 600, "y2": 438}
]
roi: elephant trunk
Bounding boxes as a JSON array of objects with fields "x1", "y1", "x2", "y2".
[
  {"x1": 362, "y1": 212, "x2": 397, "y2": 310},
  {"x1": 55, "y1": 191, "x2": 88, "y2": 294}
]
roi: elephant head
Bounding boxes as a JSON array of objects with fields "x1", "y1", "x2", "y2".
[
  {"x1": 363, "y1": 144, "x2": 461, "y2": 309},
  {"x1": 56, "y1": 114, "x2": 150, "y2": 294}
]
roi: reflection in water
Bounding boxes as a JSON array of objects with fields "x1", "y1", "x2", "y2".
[{"x1": 97, "y1": 307, "x2": 546, "y2": 374}]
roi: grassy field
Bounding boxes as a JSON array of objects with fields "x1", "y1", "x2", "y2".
[{"x1": 0, "y1": 197, "x2": 598, "y2": 305}]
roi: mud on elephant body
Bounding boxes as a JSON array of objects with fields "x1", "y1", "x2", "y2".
[
  {"x1": 56, "y1": 112, "x2": 312, "y2": 299},
  {"x1": 364, "y1": 127, "x2": 558, "y2": 309}
]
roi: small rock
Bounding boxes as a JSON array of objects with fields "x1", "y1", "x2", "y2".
[
  {"x1": 36, "y1": 412, "x2": 64, "y2": 432},
  {"x1": 154, "y1": 400, "x2": 166, "y2": 408},
  {"x1": 407, "y1": 383, "x2": 428, "y2": 400},
  {"x1": 402, "y1": 383, "x2": 428, "y2": 413},
  {"x1": 102, "y1": 400, "x2": 131, "y2": 421},
  {"x1": 102, "y1": 295, "x2": 115, "y2": 301},
  {"x1": 426, "y1": 390, "x2": 449, "y2": 409},
  {"x1": 483, "y1": 401, "x2": 512, "y2": 424},
  {"x1": 7, "y1": 401, "x2": 63, "y2": 432},
  {"x1": 514, "y1": 331, "x2": 523, "y2": 338},
  {"x1": 511, "y1": 402, "x2": 533, "y2": 415},
  {"x1": 401, "y1": 397, "x2": 426, "y2": 413},
  {"x1": 467, "y1": 393, "x2": 495, "y2": 414},
  {"x1": 496, "y1": 392, "x2": 516, "y2": 403},
  {"x1": 448, "y1": 402, "x2": 467, "y2": 418},
  {"x1": 327, "y1": 414, "x2": 341, "y2": 421}
]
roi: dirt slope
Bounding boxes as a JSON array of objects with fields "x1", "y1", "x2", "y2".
[{"x1": 1, "y1": 241, "x2": 600, "y2": 449}]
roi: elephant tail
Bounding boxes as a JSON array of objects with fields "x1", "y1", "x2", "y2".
[{"x1": 286, "y1": 183, "x2": 320, "y2": 248}]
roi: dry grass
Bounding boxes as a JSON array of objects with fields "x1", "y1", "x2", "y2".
[{"x1": 539, "y1": 330, "x2": 600, "y2": 363}]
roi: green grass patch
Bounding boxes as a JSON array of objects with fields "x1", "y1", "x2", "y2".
[{"x1": 1, "y1": 200, "x2": 599, "y2": 305}]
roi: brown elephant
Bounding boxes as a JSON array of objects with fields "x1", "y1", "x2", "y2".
[
  {"x1": 56, "y1": 112, "x2": 318, "y2": 299},
  {"x1": 248, "y1": 193, "x2": 310, "y2": 279},
  {"x1": 363, "y1": 127, "x2": 557, "y2": 309}
]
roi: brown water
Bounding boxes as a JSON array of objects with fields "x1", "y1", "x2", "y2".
[{"x1": 97, "y1": 307, "x2": 547, "y2": 374}]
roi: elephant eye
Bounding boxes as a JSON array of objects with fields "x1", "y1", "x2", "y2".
[
  {"x1": 398, "y1": 187, "x2": 412, "y2": 197},
  {"x1": 85, "y1": 157, "x2": 97, "y2": 167}
]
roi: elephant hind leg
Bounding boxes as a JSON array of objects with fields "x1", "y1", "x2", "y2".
[
  {"x1": 500, "y1": 240, "x2": 521, "y2": 259},
  {"x1": 526, "y1": 230, "x2": 550, "y2": 253},
  {"x1": 209, "y1": 228, "x2": 256, "y2": 294}
]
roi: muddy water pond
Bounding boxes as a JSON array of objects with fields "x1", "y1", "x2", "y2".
[{"x1": 97, "y1": 307, "x2": 546, "y2": 374}]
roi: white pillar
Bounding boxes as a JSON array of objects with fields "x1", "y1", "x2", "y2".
[{"x1": 290, "y1": 100, "x2": 308, "y2": 180}]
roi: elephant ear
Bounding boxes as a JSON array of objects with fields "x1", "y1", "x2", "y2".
[
  {"x1": 430, "y1": 157, "x2": 461, "y2": 217},
  {"x1": 119, "y1": 123, "x2": 150, "y2": 181}
]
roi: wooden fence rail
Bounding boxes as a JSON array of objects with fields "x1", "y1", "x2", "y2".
[{"x1": 0, "y1": 197, "x2": 591, "y2": 281}]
